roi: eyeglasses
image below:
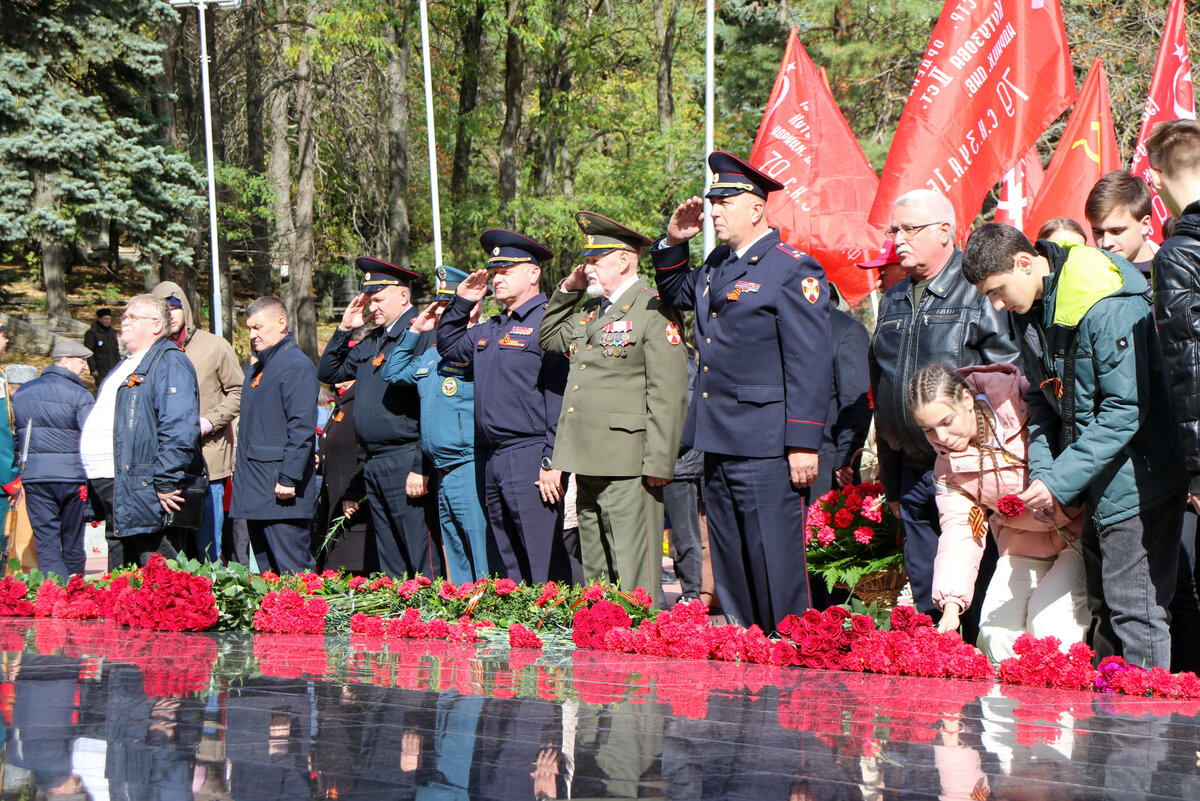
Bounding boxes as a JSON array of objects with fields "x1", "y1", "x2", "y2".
[
  {"x1": 120, "y1": 314, "x2": 159, "y2": 324},
  {"x1": 885, "y1": 221, "x2": 945, "y2": 238}
]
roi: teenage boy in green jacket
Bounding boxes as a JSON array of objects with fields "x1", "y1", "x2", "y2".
[{"x1": 962, "y1": 223, "x2": 1185, "y2": 670}]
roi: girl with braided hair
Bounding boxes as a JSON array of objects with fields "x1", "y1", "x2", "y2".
[{"x1": 907, "y1": 362, "x2": 1088, "y2": 661}]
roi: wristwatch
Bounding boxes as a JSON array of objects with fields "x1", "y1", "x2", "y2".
[{"x1": 541, "y1": 457, "x2": 553, "y2": 470}]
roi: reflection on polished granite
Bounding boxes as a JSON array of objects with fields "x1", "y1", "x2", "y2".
[{"x1": 2, "y1": 619, "x2": 1200, "y2": 799}]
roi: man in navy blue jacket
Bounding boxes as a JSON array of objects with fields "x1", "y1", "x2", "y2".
[
  {"x1": 230, "y1": 296, "x2": 318, "y2": 574},
  {"x1": 318, "y1": 258, "x2": 442, "y2": 579},
  {"x1": 652, "y1": 151, "x2": 833, "y2": 633},
  {"x1": 437, "y1": 231, "x2": 571, "y2": 584},
  {"x1": 12, "y1": 341, "x2": 95, "y2": 579}
]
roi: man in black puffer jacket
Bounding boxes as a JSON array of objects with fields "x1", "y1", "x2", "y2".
[
  {"x1": 12, "y1": 341, "x2": 96, "y2": 578},
  {"x1": 1148, "y1": 120, "x2": 1200, "y2": 672}
]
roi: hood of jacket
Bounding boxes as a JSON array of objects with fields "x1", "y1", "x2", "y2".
[{"x1": 1039, "y1": 241, "x2": 1147, "y2": 329}]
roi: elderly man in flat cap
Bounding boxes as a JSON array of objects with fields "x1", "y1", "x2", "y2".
[
  {"x1": 12, "y1": 341, "x2": 96, "y2": 578},
  {"x1": 540, "y1": 212, "x2": 688, "y2": 605}
]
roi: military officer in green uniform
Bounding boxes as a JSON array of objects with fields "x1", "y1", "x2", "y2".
[{"x1": 539, "y1": 211, "x2": 689, "y2": 605}]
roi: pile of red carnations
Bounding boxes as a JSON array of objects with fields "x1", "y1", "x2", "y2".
[{"x1": 4, "y1": 559, "x2": 1200, "y2": 702}]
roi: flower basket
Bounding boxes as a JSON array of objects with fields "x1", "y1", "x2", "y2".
[
  {"x1": 805, "y1": 482, "x2": 903, "y2": 598},
  {"x1": 835, "y1": 565, "x2": 908, "y2": 610}
]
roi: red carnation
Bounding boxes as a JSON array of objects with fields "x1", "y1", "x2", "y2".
[
  {"x1": 509, "y1": 622, "x2": 544, "y2": 649},
  {"x1": 494, "y1": 578, "x2": 518, "y2": 595},
  {"x1": 997, "y1": 494, "x2": 1025, "y2": 517},
  {"x1": 833, "y1": 508, "x2": 855, "y2": 529}
]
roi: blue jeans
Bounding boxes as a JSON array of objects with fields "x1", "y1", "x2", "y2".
[
  {"x1": 437, "y1": 460, "x2": 489, "y2": 582},
  {"x1": 191, "y1": 480, "x2": 224, "y2": 562}
]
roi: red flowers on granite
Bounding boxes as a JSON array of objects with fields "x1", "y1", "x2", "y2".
[
  {"x1": 109, "y1": 555, "x2": 218, "y2": 632},
  {"x1": 508, "y1": 622, "x2": 544, "y2": 649},
  {"x1": 572, "y1": 600, "x2": 632, "y2": 649},
  {"x1": 253, "y1": 588, "x2": 328, "y2": 634}
]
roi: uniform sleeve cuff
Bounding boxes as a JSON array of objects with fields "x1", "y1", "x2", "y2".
[
  {"x1": 1, "y1": 478, "x2": 20, "y2": 496},
  {"x1": 784, "y1": 420, "x2": 826, "y2": 451}
]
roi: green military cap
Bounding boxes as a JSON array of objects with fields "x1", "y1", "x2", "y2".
[{"x1": 574, "y1": 211, "x2": 652, "y2": 261}]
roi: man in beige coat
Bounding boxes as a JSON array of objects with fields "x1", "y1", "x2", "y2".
[
  {"x1": 539, "y1": 212, "x2": 688, "y2": 605},
  {"x1": 151, "y1": 282, "x2": 243, "y2": 561}
]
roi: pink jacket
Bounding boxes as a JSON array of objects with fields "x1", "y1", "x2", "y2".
[{"x1": 931, "y1": 364, "x2": 1084, "y2": 612}]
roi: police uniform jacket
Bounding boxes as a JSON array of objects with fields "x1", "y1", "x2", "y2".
[
  {"x1": 381, "y1": 332, "x2": 477, "y2": 470},
  {"x1": 317, "y1": 307, "x2": 432, "y2": 474},
  {"x1": 437, "y1": 293, "x2": 568, "y2": 460},
  {"x1": 539, "y1": 277, "x2": 688, "y2": 478},
  {"x1": 230, "y1": 333, "x2": 318, "y2": 521},
  {"x1": 652, "y1": 229, "x2": 832, "y2": 458}
]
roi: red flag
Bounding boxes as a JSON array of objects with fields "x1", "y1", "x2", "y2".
[
  {"x1": 1024, "y1": 59, "x2": 1122, "y2": 243},
  {"x1": 1130, "y1": 0, "x2": 1194, "y2": 242},
  {"x1": 748, "y1": 28, "x2": 880, "y2": 307},
  {"x1": 993, "y1": 147, "x2": 1044, "y2": 230},
  {"x1": 869, "y1": 0, "x2": 1075, "y2": 231}
]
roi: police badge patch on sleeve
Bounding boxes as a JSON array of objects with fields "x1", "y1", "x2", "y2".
[{"x1": 801, "y1": 277, "x2": 820, "y2": 304}]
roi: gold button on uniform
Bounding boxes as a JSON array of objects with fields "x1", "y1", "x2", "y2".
[
  {"x1": 580, "y1": 364, "x2": 587, "y2": 370},
  {"x1": 702, "y1": 365, "x2": 709, "y2": 372},
  {"x1": 705, "y1": 337, "x2": 711, "y2": 344},
  {"x1": 572, "y1": 385, "x2": 579, "y2": 391},
  {"x1": 710, "y1": 312, "x2": 717, "y2": 318},
  {"x1": 587, "y1": 344, "x2": 593, "y2": 350},
  {"x1": 567, "y1": 407, "x2": 575, "y2": 413},
  {"x1": 701, "y1": 392, "x2": 708, "y2": 399}
]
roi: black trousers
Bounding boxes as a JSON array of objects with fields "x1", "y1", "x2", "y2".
[
  {"x1": 363, "y1": 446, "x2": 442, "y2": 578},
  {"x1": 25, "y1": 482, "x2": 86, "y2": 579},
  {"x1": 87, "y1": 478, "x2": 178, "y2": 569},
  {"x1": 246, "y1": 520, "x2": 315, "y2": 574}
]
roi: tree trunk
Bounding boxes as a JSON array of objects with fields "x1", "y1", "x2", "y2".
[
  {"x1": 654, "y1": 0, "x2": 681, "y2": 130},
  {"x1": 448, "y1": 1, "x2": 483, "y2": 258},
  {"x1": 498, "y1": 9, "x2": 524, "y2": 209},
  {"x1": 245, "y1": 2, "x2": 272, "y2": 297},
  {"x1": 531, "y1": 2, "x2": 570, "y2": 197},
  {"x1": 267, "y1": 2, "x2": 296, "y2": 298},
  {"x1": 387, "y1": 13, "x2": 411, "y2": 267},
  {"x1": 289, "y1": 35, "x2": 318, "y2": 362},
  {"x1": 34, "y1": 173, "x2": 69, "y2": 318}
]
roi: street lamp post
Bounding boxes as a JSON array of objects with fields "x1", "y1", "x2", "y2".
[{"x1": 169, "y1": 0, "x2": 241, "y2": 340}]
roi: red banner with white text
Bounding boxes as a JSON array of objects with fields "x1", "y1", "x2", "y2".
[
  {"x1": 869, "y1": 0, "x2": 1075, "y2": 231},
  {"x1": 748, "y1": 28, "x2": 881, "y2": 307},
  {"x1": 1129, "y1": 0, "x2": 1194, "y2": 242},
  {"x1": 1024, "y1": 59, "x2": 1122, "y2": 243}
]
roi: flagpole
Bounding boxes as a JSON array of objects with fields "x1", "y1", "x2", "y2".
[
  {"x1": 419, "y1": 0, "x2": 442, "y2": 267},
  {"x1": 702, "y1": 0, "x2": 714, "y2": 257}
]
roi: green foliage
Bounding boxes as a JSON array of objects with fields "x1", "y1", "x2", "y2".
[
  {"x1": 214, "y1": 162, "x2": 274, "y2": 242},
  {"x1": 0, "y1": 0, "x2": 204, "y2": 262}
]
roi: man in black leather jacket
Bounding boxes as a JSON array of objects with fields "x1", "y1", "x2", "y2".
[
  {"x1": 868, "y1": 189, "x2": 1022, "y2": 631},
  {"x1": 1148, "y1": 120, "x2": 1200, "y2": 672}
]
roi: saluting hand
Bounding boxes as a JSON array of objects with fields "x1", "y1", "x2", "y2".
[
  {"x1": 408, "y1": 301, "x2": 444, "y2": 334},
  {"x1": 561, "y1": 263, "x2": 589, "y2": 293},
  {"x1": 457, "y1": 269, "x2": 491, "y2": 303},
  {"x1": 340, "y1": 293, "x2": 368, "y2": 331},
  {"x1": 665, "y1": 197, "x2": 704, "y2": 246}
]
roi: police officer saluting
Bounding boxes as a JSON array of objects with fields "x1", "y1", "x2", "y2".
[
  {"x1": 539, "y1": 212, "x2": 688, "y2": 605},
  {"x1": 653, "y1": 151, "x2": 834, "y2": 633},
  {"x1": 317, "y1": 258, "x2": 443, "y2": 578},
  {"x1": 437, "y1": 231, "x2": 572, "y2": 584}
]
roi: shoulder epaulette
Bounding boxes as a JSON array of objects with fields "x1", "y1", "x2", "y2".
[
  {"x1": 641, "y1": 286, "x2": 659, "y2": 297},
  {"x1": 775, "y1": 242, "x2": 803, "y2": 260}
]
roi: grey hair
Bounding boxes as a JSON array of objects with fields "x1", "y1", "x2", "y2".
[
  {"x1": 125, "y1": 295, "x2": 170, "y2": 334},
  {"x1": 894, "y1": 189, "x2": 957, "y2": 237}
]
